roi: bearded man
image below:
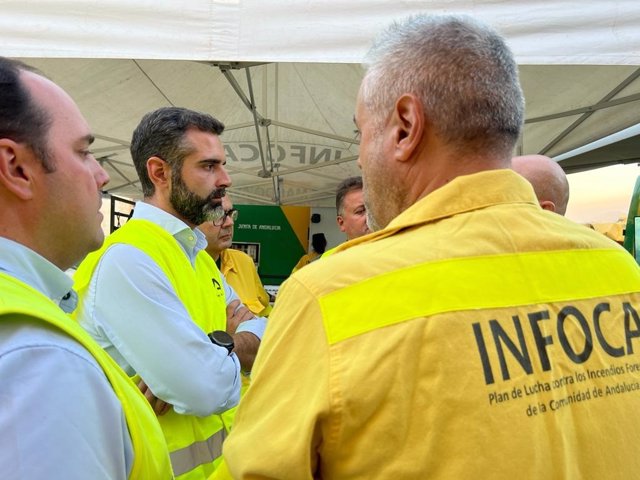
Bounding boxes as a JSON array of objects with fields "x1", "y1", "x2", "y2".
[{"x1": 74, "y1": 107, "x2": 264, "y2": 480}]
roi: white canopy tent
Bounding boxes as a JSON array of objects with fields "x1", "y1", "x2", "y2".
[
  {"x1": 2, "y1": 1, "x2": 639, "y2": 206},
  {"x1": 555, "y1": 124, "x2": 640, "y2": 173}
]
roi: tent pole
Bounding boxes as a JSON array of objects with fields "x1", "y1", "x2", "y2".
[
  {"x1": 540, "y1": 67, "x2": 640, "y2": 155},
  {"x1": 218, "y1": 66, "x2": 272, "y2": 180}
]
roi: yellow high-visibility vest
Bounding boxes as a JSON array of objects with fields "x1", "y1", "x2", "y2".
[
  {"x1": 0, "y1": 272, "x2": 173, "y2": 479},
  {"x1": 74, "y1": 219, "x2": 228, "y2": 480}
]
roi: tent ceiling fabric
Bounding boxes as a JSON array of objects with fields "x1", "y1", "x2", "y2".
[
  {"x1": 3, "y1": 1, "x2": 639, "y2": 64},
  {"x1": 555, "y1": 124, "x2": 640, "y2": 174},
  {"x1": 3, "y1": 1, "x2": 640, "y2": 206}
]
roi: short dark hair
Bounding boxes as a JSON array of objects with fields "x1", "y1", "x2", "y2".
[
  {"x1": 0, "y1": 57, "x2": 53, "y2": 171},
  {"x1": 130, "y1": 107, "x2": 225, "y2": 197},
  {"x1": 336, "y1": 176, "x2": 364, "y2": 214}
]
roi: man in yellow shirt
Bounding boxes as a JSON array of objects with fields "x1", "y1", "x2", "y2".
[
  {"x1": 199, "y1": 195, "x2": 268, "y2": 431},
  {"x1": 200, "y1": 195, "x2": 272, "y2": 317},
  {"x1": 322, "y1": 176, "x2": 371, "y2": 258},
  {"x1": 216, "y1": 14, "x2": 640, "y2": 479},
  {"x1": 335, "y1": 176, "x2": 370, "y2": 241}
]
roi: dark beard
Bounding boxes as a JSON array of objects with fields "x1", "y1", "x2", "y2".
[{"x1": 170, "y1": 170, "x2": 225, "y2": 225}]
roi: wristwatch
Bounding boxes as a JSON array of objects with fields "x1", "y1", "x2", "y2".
[{"x1": 208, "y1": 330, "x2": 234, "y2": 355}]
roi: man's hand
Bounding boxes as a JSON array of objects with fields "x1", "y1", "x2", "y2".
[
  {"x1": 225, "y1": 300, "x2": 261, "y2": 371},
  {"x1": 137, "y1": 379, "x2": 172, "y2": 416},
  {"x1": 226, "y1": 299, "x2": 255, "y2": 334},
  {"x1": 232, "y1": 331, "x2": 260, "y2": 373}
]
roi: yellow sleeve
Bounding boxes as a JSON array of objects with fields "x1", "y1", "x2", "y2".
[
  {"x1": 245, "y1": 257, "x2": 272, "y2": 317},
  {"x1": 224, "y1": 251, "x2": 272, "y2": 317},
  {"x1": 219, "y1": 276, "x2": 330, "y2": 479},
  {"x1": 291, "y1": 253, "x2": 311, "y2": 274},
  {"x1": 253, "y1": 277, "x2": 272, "y2": 317}
]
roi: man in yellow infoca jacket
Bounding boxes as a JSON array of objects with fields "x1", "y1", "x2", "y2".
[
  {"x1": 213, "y1": 15, "x2": 640, "y2": 480},
  {"x1": 0, "y1": 57, "x2": 172, "y2": 479}
]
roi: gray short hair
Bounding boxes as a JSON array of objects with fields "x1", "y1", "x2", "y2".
[
  {"x1": 362, "y1": 15, "x2": 524, "y2": 156},
  {"x1": 130, "y1": 107, "x2": 225, "y2": 197},
  {"x1": 335, "y1": 176, "x2": 363, "y2": 214}
]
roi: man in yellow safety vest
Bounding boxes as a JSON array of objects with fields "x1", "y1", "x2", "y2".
[
  {"x1": 0, "y1": 57, "x2": 172, "y2": 479},
  {"x1": 74, "y1": 107, "x2": 264, "y2": 479}
]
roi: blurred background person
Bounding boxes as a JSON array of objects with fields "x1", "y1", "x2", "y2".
[
  {"x1": 291, "y1": 232, "x2": 327, "y2": 273},
  {"x1": 512, "y1": 154, "x2": 569, "y2": 215},
  {"x1": 322, "y1": 176, "x2": 371, "y2": 258},
  {"x1": 200, "y1": 195, "x2": 272, "y2": 317},
  {"x1": 335, "y1": 175, "x2": 370, "y2": 241}
]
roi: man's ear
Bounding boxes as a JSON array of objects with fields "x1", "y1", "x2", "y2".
[
  {"x1": 337, "y1": 215, "x2": 346, "y2": 232},
  {"x1": 0, "y1": 140, "x2": 37, "y2": 200},
  {"x1": 539, "y1": 200, "x2": 556, "y2": 213},
  {"x1": 389, "y1": 93, "x2": 424, "y2": 162},
  {"x1": 146, "y1": 156, "x2": 171, "y2": 189}
]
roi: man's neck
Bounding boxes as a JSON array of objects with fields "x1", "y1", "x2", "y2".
[
  {"x1": 206, "y1": 249, "x2": 221, "y2": 262},
  {"x1": 143, "y1": 196, "x2": 196, "y2": 229}
]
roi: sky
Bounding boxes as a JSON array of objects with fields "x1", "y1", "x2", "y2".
[{"x1": 565, "y1": 163, "x2": 640, "y2": 225}]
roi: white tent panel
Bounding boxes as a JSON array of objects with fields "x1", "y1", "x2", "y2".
[
  {"x1": 555, "y1": 124, "x2": 640, "y2": 173},
  {"x1": 2, "y1": 1, "x2": 640, "y2": 205},
  {"x1": 2, "y1": 1, "x2": 639, "y2": 64}
]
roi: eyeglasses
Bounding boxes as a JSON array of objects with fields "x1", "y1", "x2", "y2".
[{"x1": 211, "y1": 207, "x2": 239, "y2": 226}]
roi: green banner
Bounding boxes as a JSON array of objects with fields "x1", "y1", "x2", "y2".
[{"x1": 233, "y1": 205, "x2": 310, "y2": 285}]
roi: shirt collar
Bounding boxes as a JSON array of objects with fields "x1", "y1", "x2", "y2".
[
  {"x1": 389, "y1": 168, "x2": 537, "y2": 229},
  {"x1": 338, "y1": 169, "x2": 539, "y2": 250},
  {"x1": 0, "y1": 237, "x2": 76, "y2": 312}
]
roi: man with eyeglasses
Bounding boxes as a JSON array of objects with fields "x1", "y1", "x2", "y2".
[
  {"x1": 199, "y1": 194, "x2": 269, "y2": 432},
  {"x1": 73, "y1": 107, "x2": 265, "y2": 479},
  {"x1": 200, "y1": 196, "x2": 272, "y2": 318}
]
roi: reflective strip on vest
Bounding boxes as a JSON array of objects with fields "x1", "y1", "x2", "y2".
[
  {"x1": 170, "y1": 428, "x2": 226, "y2": 477},
  {"x1": 320, "y1": 249, "x2": 640, "y2": 345}
]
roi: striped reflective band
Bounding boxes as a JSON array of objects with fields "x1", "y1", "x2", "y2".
[
  {"x1": 170, "y1": 428, "x2": 226, "y2": 477},
  {"x1": 320, "y1": 249, "x2": 640, "y2": 344}
]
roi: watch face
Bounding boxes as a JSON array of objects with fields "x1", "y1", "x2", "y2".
[{"x1": 209, "y1": 330, "x2": 234, "y2": 352}]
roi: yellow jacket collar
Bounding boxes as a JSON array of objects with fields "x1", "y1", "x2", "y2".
[{"x1": 337, "y1": 169, "x2": 538, "y2": 251}]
